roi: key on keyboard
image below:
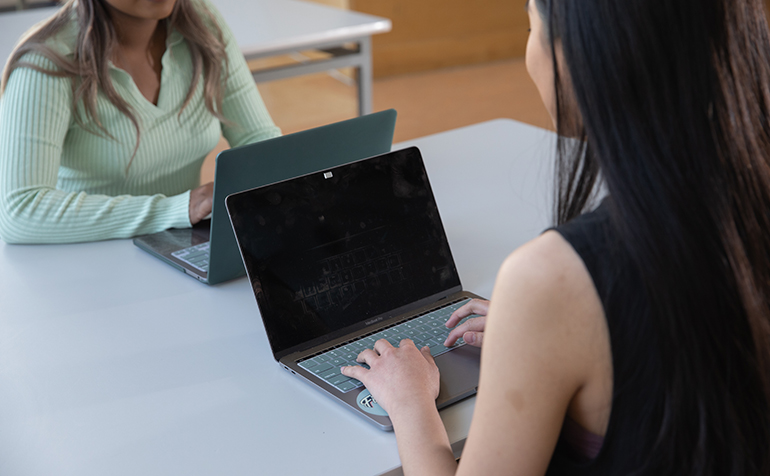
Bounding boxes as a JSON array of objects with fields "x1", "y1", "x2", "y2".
[
  {"x1": 298, "y1": 298, "x2": 475, "y2": 392},
  {"x1": 171, "y1": 242, "x2": 211, "y2": 273}
]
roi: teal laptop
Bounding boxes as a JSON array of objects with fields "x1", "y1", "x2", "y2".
[{"x1": 133, "y1": 109, "x2": 397, "y2": 285}]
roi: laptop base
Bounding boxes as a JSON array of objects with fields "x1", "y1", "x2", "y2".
[{"x1": 133, "y1": 220, "x2": 211, "y2": 282}]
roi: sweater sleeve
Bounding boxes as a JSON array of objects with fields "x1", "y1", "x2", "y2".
[
  {"x1": 202, "y1": 0, "x2": 282, "y2": 147},
  {"x1": 0, "y1": 55, "x2": 192, "y2": 244}
]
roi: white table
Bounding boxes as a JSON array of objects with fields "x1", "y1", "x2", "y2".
[
  {"x1": 0, "y1": 119, "x2": 555, "y2": 476},
  {"x1": 215, "y1": 0, "x2": 390, "y2": 116},
  {"x1": 0, "y1": 0, "x2": 390, "y2": 116}
]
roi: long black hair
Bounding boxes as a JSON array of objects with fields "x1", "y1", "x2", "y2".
[{"x1": 537, "y1": 0, "x2": 770, "y2": 473}]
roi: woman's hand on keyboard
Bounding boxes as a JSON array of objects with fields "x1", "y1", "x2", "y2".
[
  {"x1": 444, "y1": 298, "x2": 490, "y2": 348},
  {"x1": 189, "y1": 182, "x2": 214, "y2": 225},
  {"x1": 341, "y1": 339, "x2": 440, "y2": 417}
]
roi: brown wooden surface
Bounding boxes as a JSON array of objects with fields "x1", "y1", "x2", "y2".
[
  {"x1": 350, "y1": 0, "x2": 528, "y2": 77},
  {"x1": 349, "y1": 0, "x2": 770, "y2": 77}
]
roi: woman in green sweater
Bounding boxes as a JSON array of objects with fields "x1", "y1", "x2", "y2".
[{"x1": 0, "y1": 0, "x2": 280, "y2": 244}]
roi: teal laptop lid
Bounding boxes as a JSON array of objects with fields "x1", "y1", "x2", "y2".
[{"x1": 133, "y1": 109, "x2": 397, "y2": 285}]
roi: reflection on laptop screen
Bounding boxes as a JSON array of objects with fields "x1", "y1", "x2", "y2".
[{"x1": 228, "y1": 148, "x2": 461, "y2": 356}]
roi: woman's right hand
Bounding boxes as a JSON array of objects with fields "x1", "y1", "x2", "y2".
[
  {"x1": 189, "y1": 182, "x2": 214, "y2": 225},
  {"x1": 444, "y1": 298, "x2": 490, "y2": 348}
]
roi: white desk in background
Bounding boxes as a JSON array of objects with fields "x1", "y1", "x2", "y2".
[
  {"x1": 0, "y1": 119, "x2": 555, "y2": 476},
  {"x1": 0, "y1": 0, "x2": 390, "y2": 116},
  {"x1": 216, "y1": 0, "x2": 390, "y2": 116},
  {"x1": 0, "y1": 6, "x2": 53, "y2": 66}
]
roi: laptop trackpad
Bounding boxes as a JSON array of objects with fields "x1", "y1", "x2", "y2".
[{"x1": 435, "y1": 344, "x2": 481, "y2": 409}]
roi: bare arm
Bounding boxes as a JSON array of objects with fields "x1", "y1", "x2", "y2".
[
  {"x1": 343, "y1": 231, "x2": 609, "y2": 475},
  {"x1": 456, "y1": 231, "x2": 607, "y2": 474}
]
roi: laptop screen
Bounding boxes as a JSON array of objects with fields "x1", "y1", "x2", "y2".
[{"x1": 227, "y1": 147, "x2": 461, "y2": 357}]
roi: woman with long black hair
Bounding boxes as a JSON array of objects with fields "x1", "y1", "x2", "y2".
[{"x1": 341, "y1": 0, "x2": 770, "y2": 474}]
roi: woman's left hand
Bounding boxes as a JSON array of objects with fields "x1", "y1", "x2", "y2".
[
  {"x1": 341, "y1": 339, "x2": 440, "y2": 418},
  {"x1": 189, "y1": 182, "x2": 214, "y2": 225}
]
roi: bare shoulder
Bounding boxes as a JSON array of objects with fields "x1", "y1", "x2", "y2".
[
  {"x1": 493, "y1": 229, "x2": 601, "y2": 330},
  {"x1": 503, "y1": 229, "x2": 589, "y2": 280},
  {"x1": 487, "y1": 228, "x2": 608, "y2": 396}
]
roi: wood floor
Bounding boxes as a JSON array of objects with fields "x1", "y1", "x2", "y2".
[{"x1": 201, "y1": 57, "x2": 551, "y2": 183}]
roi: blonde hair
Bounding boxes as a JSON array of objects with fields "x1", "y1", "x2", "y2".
[{"x1": 1, "y1": 0, "x2": 229, "y2": 169}]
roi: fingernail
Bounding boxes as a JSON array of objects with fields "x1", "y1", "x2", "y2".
[{"x1": 466, "y1": 333, "x2": 476, "y2": 344}]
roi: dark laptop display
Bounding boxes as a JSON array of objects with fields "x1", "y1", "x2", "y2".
[
  {"x1": 227, "y1": 146, "x2": 482, "y2": 430},
  {"x1": 227, "y1": 147, "x2": 462, "y2": 358}
]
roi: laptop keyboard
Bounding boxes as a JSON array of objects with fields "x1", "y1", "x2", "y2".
[
  {"x1": 171, "y1": 242, "x2": 211, "y2": 273},
  {"x1": 298, "y1": 298, "x2": 474, "y2": 393}
]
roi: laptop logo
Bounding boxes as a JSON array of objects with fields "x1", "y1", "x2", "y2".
[
  {"x1": 365, "y1": 316, "x2": 384, "y2": 326},
  {"x1": 360, "y1": 394, "x2": 377, "y2": 408},
  {"x1": 323, "y1": 171, "x2": 333, "y2": 179}
]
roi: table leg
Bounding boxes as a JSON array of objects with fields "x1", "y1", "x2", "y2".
[
  {"x1": 357, "y1": 36, "x2": 373, "y2": 116},
  {"x1": 247, "y1": 37, "x2": 374, "y2": 117}
]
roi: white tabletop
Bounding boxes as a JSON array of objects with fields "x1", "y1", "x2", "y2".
[
  {"x1": 0, "y1": 119, "x2": 555, "y2": 476},
  {"x1": 0, "y1": 0, "x2": 390, "y2": 67},
  {"x1": 215, "y1": 0, "x2": 391, "y2": 57}
]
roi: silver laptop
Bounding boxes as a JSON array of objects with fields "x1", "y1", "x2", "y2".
[
  {"x1": 226, "y1": 146, "x2": 483, "y2": 430},
  {"x1": 133, "y1": 110, "x2": 397, "y2": 285}
]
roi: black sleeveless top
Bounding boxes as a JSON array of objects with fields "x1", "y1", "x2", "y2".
[{"x1": 546, "y1": 200, "x2": 665, "y2": 475}]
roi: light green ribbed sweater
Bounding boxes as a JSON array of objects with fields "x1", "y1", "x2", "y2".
[{"x1": 0, "y1": 0, "x2": 280, "y2": 244}]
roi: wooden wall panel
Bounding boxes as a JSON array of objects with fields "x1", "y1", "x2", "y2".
[
  {"x1": 350, "y1": 0, "x2": 528, "y2": 77},
  {"x1": 350, "y1": 0, "x2": 770, "y2": 78}
]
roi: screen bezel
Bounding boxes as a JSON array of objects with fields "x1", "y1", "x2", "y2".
[{"x1": 226, "y1": 147, "x2": 462, "y2": 360}]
